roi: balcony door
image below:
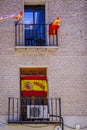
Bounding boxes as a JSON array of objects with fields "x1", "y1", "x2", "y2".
[
  {"x1": 24, "y1": 5, "x2": 45, "y2": 46},
  {"x1": 20, "y1": 68, "x2": 48, "y2": 121}
]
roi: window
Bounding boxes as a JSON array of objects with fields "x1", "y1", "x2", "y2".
[{"x1": 24, "y1": 5, "x2": 46, "y2": 46}]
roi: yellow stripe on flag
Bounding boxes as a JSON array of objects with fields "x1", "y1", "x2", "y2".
[{"x1": 21, "y1": 79, "x2": 48, "y2": 91}]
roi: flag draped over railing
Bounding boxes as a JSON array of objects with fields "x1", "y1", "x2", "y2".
[
  {"x1": 21, "y1": 75, "x2": 48, "y2": 97},
  {"x1": 0, "y1": 11, "x2": 23, "y2": 20},
  {"x1": 49, "y1": 17, "x2": 61, "y2": 35}
]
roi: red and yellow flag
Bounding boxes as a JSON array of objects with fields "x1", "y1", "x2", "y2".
[
  {"x1": 49, "y1": 17, "x2": 61, "y2": 35},
  {"x1": 0, "y1": 11, "x2": 23, "y2": 20},
  {"x1": 12, "y1": 11, "x2": 23, "y2": 20},
  {"x1": 21, "y1": 75, "x2": 48, "y2": 97}
]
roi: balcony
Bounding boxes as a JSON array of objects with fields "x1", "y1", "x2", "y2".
[
  {"x1": 15, "y1": 23, "x2": 58, "y2": 49},
  {"x1": 8, "y1": 97, "x2": 63, "y2": 128}
]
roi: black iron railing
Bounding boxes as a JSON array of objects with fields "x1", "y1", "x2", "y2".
[
  {"x1": 15, "y1": 23, "x2": 58, "y2": 47},
  {"x1": 8, "y1": 97, "x2": 63, "y2": 124}
]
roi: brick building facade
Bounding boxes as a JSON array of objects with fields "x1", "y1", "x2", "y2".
[{"x1": 0, "y1": 0, "x2": 87, "y2": 130}]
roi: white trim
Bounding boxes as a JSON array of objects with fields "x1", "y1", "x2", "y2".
[
  {"x1": 15, "y1": 46, "x2": 58, "y2": 50},
  {"x1": 19, "y1": 66, "x2": 48, "y2": 68},
  {"x1": 24, "y1": 0, "x2": 46, "y2": 5}
]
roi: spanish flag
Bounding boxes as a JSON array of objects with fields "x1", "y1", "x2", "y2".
[
  {"x1": 21, "y1": 75, "x2": 48, "y2": 97},
  {"x1": 49, "y1": 17, "x2": 60, "y2": 35},
  {"x1": 0, "y1": 11, "x2": 23, "y2": 20},
  {"x1": 12, "y1": 11, "x2": 23, "y2": 20}
]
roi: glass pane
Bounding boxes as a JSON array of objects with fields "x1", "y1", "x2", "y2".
[
  {"x1": 34, "y1": 10, "x2": 45, "y2": 45},
  {"x1": 24, "y1": 12, "x2": 33, "y2": 24},
  {"x1": 34, "y1": 10, "x2": 45, "y2": 24},
  {"x1": 35, "y1": 12, "x2": 38, "y2": 24}
]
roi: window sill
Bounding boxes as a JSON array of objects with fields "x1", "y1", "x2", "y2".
[{"x1": 15, "y1": 46, "x2": 58, "y2": 50}]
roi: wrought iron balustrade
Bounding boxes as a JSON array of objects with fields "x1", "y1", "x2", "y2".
[
  {"x1": 8, "y1": 97, "x2": 62, "y2": 124},
  {"x1": 15, "y1": 23, "x2": 58, "y2": 47}
]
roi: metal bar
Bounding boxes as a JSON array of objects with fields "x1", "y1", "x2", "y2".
[
  {"x1": 18, "y1": 24, "x2": 20, "y2": 45},
  {"x1": 8, "y1": 98, "x2": 10, "y2": 122},
  {"x1": 15, "y1": 23, "x2": 17, "y2": 46},
  {"x1": 27, "y1": 24, "x2": 29, "y2": 46},
  {"x1": 30, "y1": 97, "x2": 31, "y2": 119},
  {"x1": 55, "y1": 98, "x2": 57, "y2": 121},
  {"x1": 61, "y1": 117, "x2": 64, "y2": 130},
  {"x1": 20, "y1": 97, "x2": 22, "y2": 121},
  {"x1": 47, "y1": 98, "x2": 49, "y2": 119},
  {"x1": 22, "y1": 24, "x2": 23, "y2": 46},
  {"x1": 12, "y1": 98, "x2": 14, "y2": 121},
  {"x1": 56, "y1": 30, "x2": 58, "y2": 46},
  {"x1": 49, "y1": 35, "x2": 51, "y2": 46},
  {"x1": 51, "y1": 99, "x2": 53, "y2": 121},
  {"x1": 37, "y1": 97, "x2": 39, "y2": 119},
  {"x1": 53, "y1": 34, "x2": 55, "y2": 46},
  {"x1": 59, "y1": 98, "x2": 61, "y2": 121},
  {"x1": 17, "y1": 98, "x2": 19, "y2": 121},
  {"x1": 43, "y1": 97, "x2": 44, "y2": 121},
  {"x1": 47, "y1": 99, "x2": 50, "y2": 118}
]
